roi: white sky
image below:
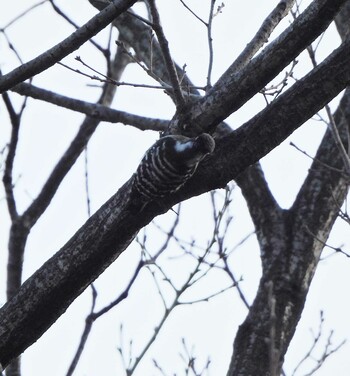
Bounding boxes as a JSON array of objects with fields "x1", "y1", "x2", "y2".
[{"x1": 1, "y1": 1, "x2": 350, "y2": 375}]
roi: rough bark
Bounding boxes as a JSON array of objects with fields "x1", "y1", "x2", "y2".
[
  {"x1": 229, "y1": 88, "x2": 349, "y2": 376},
  {"x1": 227, "y1": 3, "x2": 350, "y2": 372},
  {"x1": 4, "y1": 45, "x2": 130, "y2": 376},
  {"x1": 0, "y1": 35, "x2": 349, "y2": 368},
  {"x1": 1, "y1": 0, "x2": 350, "y2": 374}
]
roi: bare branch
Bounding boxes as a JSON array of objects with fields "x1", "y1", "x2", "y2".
[
  {"x1": 59, "y1": 58, "x2": 173, "y2": 90},
  {"x1": 48, "y1": 0, "x2": 107, "y2": 55},
  {"x1": 1, "y1": 93, "x2": 20, "y2": 220},
  {"x1": 178, "y1": 0, "x2": 207, "y2": 26},
  {"x1": 301, "y1": 26, "x2": 350, "y2": 178},
  {"x1": 66, "y1": 257, "x2": 144, "y2": 375},
  {"x1": 305, "y1": 226, "x2": 350, "y2": 259},
  {"x1": 94, "y1": 260, "x2": 145, "y2": 320},
  {"x1": 148, "y1": 0, "x2": 186, "y2": 110},
  {"x1": 0, "y1": 0, "x2": 138, "y2": 93},
  {"x1": 185, "y1": 0, "x2": 344, "y2": 136},
  {"x1": 11, "y1": 82, "x2": 169, "y2": 132},
  {"x1": 114, "y1": 41, "x2": 206, "y2": 93},
  {"x1": 65, "y1": 285, "x2": 97, "y2": 376},
  {"x1": 1, "y1": 0, "x2": 48, "y2": 30},
  {"x1": 291, "y1": 311, "x2": 346, "y2": 376},
  {"x1": 206, "y1": 0, "x2": 216, "y2": 89},
  {"x1": 0, "y1": 30, "x2": 25, "y2": 65},
  {"x1": 290, "y1": 141, "x2": 347, "y2": 177},
  {"x1": 221, "y1": 0, "x2": 296, "y2": 77}
]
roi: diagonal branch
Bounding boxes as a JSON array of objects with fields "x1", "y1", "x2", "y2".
[
  {"x1": 148, "y1": 0, "x2": 185, "y2": 110},
  {"x1": 21, "y1": 48, "x2": 130, "y2": 228},
  {"x1": 0, "y1": 35, "x2": 349, "y2": 368},
  {"x1": 226, "y1": 0, "x2": 296, "y2": 75},
  {"x1": 1, "y1": 93, "x2": 20, "y2": 220},
  {"x1": 48, "y1": 0, "x2": 107, "y2": 55},
  {"x1": 11, "y1": 82, "x2": 169, "y2": 132},
  {"x1": 178, "y1": 0, "x2": 347, "y2": 136},
  {"x1": 292, "y1": 88, "x2": 350, "y2": 231},
  {"x1": 179, "y1": 37, "x2": 350, "y2": 199},
  {"x1": 0, "y1": 0, "x2": 138, "y2": 93}
]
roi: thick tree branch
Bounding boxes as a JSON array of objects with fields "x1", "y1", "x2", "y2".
[
  {"x1": 228, "y1": 0, "x2": 296, "y2": 75},
  {"x1": 226, "y1": 42, "x2": 350, "y2": 376},
  {"x1": 179, "y1": 38, "x2": 350, "y2": 198},
  {"x1": 0, "y1": 0, "x2": 138, "y2": 93},
  {"x1": 292, "y1": 88, "x2": 350, "y2": 231},
  {"x1": 4, "y1": 48, "x2": 130, "y2": 376},
  {"x1": 235, "y1": 164, "x2": 284, "y2": 266},
  {"x1": 48, "y1": 0, "x2": 107, "y2": 55},
  {"x1": 335, "y1": 0, "x2": 350, "y2": 41},
  {"x1": 6, "y1": 46, "x2": 129, "y2": 317},
  {"x1": 11, "y1": 82, "x2": 169, "y2": 132},
  {"x1": 176, "y1": 0, "x2": 347, "y2": 135},
  {"x1": 0, "y1": 36, "x2": 349, "y2": 368},
  {"x1": 227, "y1": 91, "x2": 350, "y2": 375}
]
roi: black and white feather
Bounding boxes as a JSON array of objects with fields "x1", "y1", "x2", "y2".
[{"x1": 132, "y1": 133, "x2": 215, "y2": 201}]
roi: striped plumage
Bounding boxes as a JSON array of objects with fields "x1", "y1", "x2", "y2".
[{"x1": 132, "y1": 133, "x2": 215, "y2": 201}]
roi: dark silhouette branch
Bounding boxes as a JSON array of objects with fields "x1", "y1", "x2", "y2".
[
  {"x1": 11, "y1": 82, "x2": 169, "y2": 131},
  {"x1": 48, "y1": 0, "x2": 107, "y2": 55},
  {"x1": 21, "y1": 47, "x2": 129, "y2": 229},
  {"x1": 227, "y1": 0, "x2": 296, "y2": 75},
  {"x1": 4, "y1": 47, "x2": 130, "y2": 376},
  {"x1": 1, "y1": 93, "x2": 20, "y2": 220},
  {"x1": 0, "y1": 36, "x2": 349, "y2": 368},
  {"x1": 148, "y1": 0, "x2": 186, "y2": 110},
  {"x1": 66, "y1": 259, "x2": 144, "y2": 376},
  {"x1": 182, "y1": 0, "x2": 347, "y2": 135},
  {"x1": 0, "y1": 0, "x2": 138, "y2": 93}
]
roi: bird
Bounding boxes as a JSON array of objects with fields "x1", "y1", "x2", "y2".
[{"x1": 132, "y1": 133, "x2": 215, "y2": 203}]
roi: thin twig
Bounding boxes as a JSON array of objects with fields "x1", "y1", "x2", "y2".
[
  {"x1": 1, "y1": 92, "x2": 20, "y2": 220},
  {"x1": 114, "y1": 41, "x2": 181, "y2": 90},
  {"x1": 2, "y1": 0, "x2": 48, "y2": 30},
  {"x1": 206, "y1": 0, "x2": 216, "y2": 89},
  {"x1": 126, "y1": 10, "x2": 154, "y2": 27},
  {"x1": 220, "y1": 0, "x2": 296, "y2": 77},
  {"x1": 84, "y1": 147, "x2": 91, "y2": 218},
  {"x1": 180, "y1": 283, "x2": 235, "y2": 305},
  {"x1": 66, "y1": 260, "x2": 145, "y2": 375},
  {"x1": 302, "y1": 25, "x2": 350, "y2": 177},
  {"x1": 290, "y1": 142, "x2": 348, "y2": 178},
  {"x1": 260, "y1": 59, "x2": 298, "y2": 102},
  {"x1": 65, "y1": 285, "x2": 97, "y2": 376},
  {"x1": 291, "y1": 311, "x2": 346, "y2": 376},
  {"x1": 178, "y1": 0, "x2": 207, "y2": 26},
  {"x1": 12, "y1": 81, "x2": 170, "y2": 132},
  {"x1": 325, "y1": 104, "x2": 350, "y2": 176},
  {"x1": 0, "y1": 0, "x2": 138, "y2": 93},
  {"x1": 222, "y1": 256, "x2": 250, "y2": 309},
  {"x1": 0, "y1": 30, "x2": 24, "y2": 65},
  {"x1": 93, "y1": 260, "x2": 145, "y2": 320},
  {"x1": 48, "y1": 0, "x2": 107, "y2": 54},
  {"x1": 305, "y1": 226, "x2": 350, "y2": 258}
]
